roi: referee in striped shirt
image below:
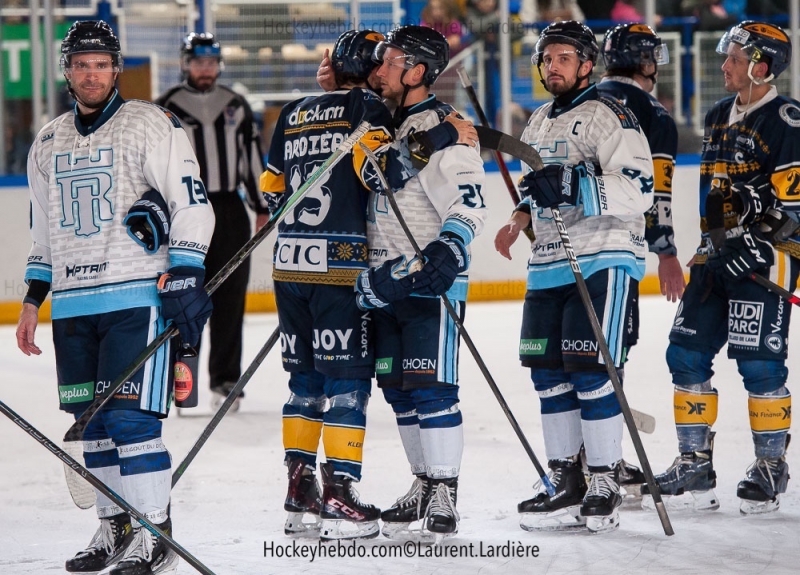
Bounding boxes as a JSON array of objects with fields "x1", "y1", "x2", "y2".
[{"x1": 156, "y1": 32, "x2": 269, "y2": 410}]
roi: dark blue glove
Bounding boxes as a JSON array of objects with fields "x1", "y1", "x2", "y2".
[
  {"x1": 157, "y1": 266, "x2": 213, "y2": 347},
  {"x1": 355, "y1": 256, "x2": 416, "y2": 310},
  {"x1": 730, "y1": 175, "x2": 776, "y2": 225},
  {"x1": 409, "y1": 234, "x2": 468, "y2": 297},
  {"x1": 706, "y1": 229, "x2": 774, "y2": 280},
  {"x1": 519, "y1": 162, "x2": 594, "y2": 209},
  {"x1": 124, "y1": 189, "x2": 170, "y2": 254}
]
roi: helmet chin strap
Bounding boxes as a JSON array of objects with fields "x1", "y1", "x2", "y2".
[
  {"x1": 392, "y1": 67, "x2": 425, "y2": 127},
  {"x1": 747, "y1": 60, "x2": 773, "y2": 85}
]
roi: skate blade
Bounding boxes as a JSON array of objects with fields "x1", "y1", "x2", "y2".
[
  {"x1": 519, "y1": 505, "x2": 586, "y2": 532},
  {"x1": 381, "y1": 520, "x2": 435, "y2": 543},
  {"x1": 642, "y1": 489, "x2": 719, "y2": 512},
  {"x1": 619, "y1": 484, "x2": 642, "y2": 508},
  {"x1": 320, "y1": 519, "x2": 379, "y2": 541},
  {"x1": 586, "y1": 511, "x2": 620, "y2": 534},
  {"x1": 151, "y1": 550, "x2": 179, "y2": 574},
  {"x1": 431, "y1": 531, "x2": 457, "y2": 546},
  {"x1": 739, "y1": 495, "x2": 780, "y2": 515},
  {"x1": 284, "y1": 511, "x2": 321, "y2": 537}
]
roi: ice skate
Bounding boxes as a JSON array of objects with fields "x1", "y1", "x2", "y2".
[
  {"x1": 518, "y1": 458, "x2": 587, "y2": 532},
  {"x1": 210, "y1": 381, "x2": 242, "y2": 413},
  {"x1": 99, "y1": 519, "x2": 178, "y2": 575},
  {"x1": 66, "y1": 513, "x2": 133, "y2": 573},
  {"x1": 425, "y1": 477, "x2": 459, "y2": 544},
  {"x1": 737, "y1": 456, "x2": 789, "y2": 515},
  {"x1": 319, "y1": 463, "x2": 380, "y2": 541},
  {"x1": 581, "y1": 465, "x2": 622, "y2": 534},
  {"x1": 618, "y1": 458, "x2": 646, "y2": 502},
  {"x1": 284, "y1": 459, "x2": 322, "y2": 536},
  {"x1": 381, "y1": 475, "x2": 433, "y2": 541},
  {"x1": 641, "y1": 449, "x2": 718, "y2": 512}
]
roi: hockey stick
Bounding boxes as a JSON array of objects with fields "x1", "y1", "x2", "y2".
[
  {"x1": 60, "y1": 121, "x2": 373, "y2": 509},
  {"x1": 359, "y1": 142, "x2": 555, "y2": 496},
  {"x1": 0, "y1": 399, "x2": 217, "y2": 575},
  {"x1": 172, "y1": 326, "x2": 280, "y2": 486},
  {"x1": 456, "y1": 67, "x2": 536, "y2": 244},
  {"x1": 475, "y1": 131, "x2": 673, "y2": 535},
  {"x1": 477, "y1": 125, "x2": 657, "y2": 435}
]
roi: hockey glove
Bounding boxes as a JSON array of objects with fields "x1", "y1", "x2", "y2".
[
  {"x1": 409, "y1": 233, "x2": 469, "y2": 297},
  {"x1": 355, "y1": 256, "x2": 417, "y2": 311},
  {"x1": 124, "y1": 189, "x2": 170, "y2": 254},
  {"x1": 706, "y1": 229, "x2": 775, "y2": 280},
  {"x1": 519, "y1": 162, "x2": 594, "y2": 209},
  {"x1": 157, "y1": 266, "x2": 213, "y2": 347},
  {"x1": 730, "y1": 175, "x2": 776, "y2": 226}
]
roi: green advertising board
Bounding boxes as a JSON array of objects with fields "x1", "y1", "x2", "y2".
[{"x1": 2, "y1": 22, "x2": 71, "y2": 100}]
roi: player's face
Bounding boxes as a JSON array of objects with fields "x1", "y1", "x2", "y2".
[
  {"x1": 540, "y1": 43, "x2": 588, "y2": 96},
  {"x1": 721, "y1": 43, "x2": 752, "y2": 93},
  {"x1": 66, "y1": 53, "x2": 118, "y2": 111},
  {"x1": 374, "y1": 46, "x2": 420, "y2": 104},
  {"x1": 187, "y1": 56, "x2": 220, "y2": 91}
]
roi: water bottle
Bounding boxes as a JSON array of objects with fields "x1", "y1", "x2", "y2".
[{"x1": 174, "y1": 344, "x2": 199, "y2": 408}]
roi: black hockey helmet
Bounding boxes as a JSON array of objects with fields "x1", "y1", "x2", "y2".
[
  {"x1": 716, "y1": 21, "x2": 791, "y2": 81},
  {"x1": 532, "y1": 20, "x2": 599, "y2": 66},
  {"x1": 60, "y1": 20, "x2": 122, "y2": 70},
  {"x1": 331, "y1": 29, "x2": 385, "y2": 81},
  {"x1": 602, "y1": 23, "x2": 669, "y2": 72},
  {"x1": 373, "y1": 25, "x2": 450, "y2": 86}
]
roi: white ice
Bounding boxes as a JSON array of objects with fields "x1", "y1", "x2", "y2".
[{"x1": 2, "y1": 298, "x2": 799, "y2": 574}]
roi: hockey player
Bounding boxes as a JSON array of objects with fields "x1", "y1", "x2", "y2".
[
  {"x1": 15, "y1": 20, "x2": 214, "y2": 574},
  {"x1": 260, "y1": 29, "x2": 394, "y2": 541},
  {"x1": 156, "y1": 32, "x2": 269, "y2": 411},
  {"x1": 493, "y1": 20, "x2": 653, "y2": 533},
  {"x1": 643, "y1": 21, "x2": 800, "y2": 515},
  {"x1": 597, "y1": 22, "x2": 685, "y2": 496},
  {"x1": 354, "y1": 25, "x2": 486, "y2": 542}
]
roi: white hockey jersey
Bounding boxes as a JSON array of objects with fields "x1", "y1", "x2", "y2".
[
  {"x1": 519, "y1": 84, "x2": 653, "y2": 289},
  {"x1": 25, "y1": 92, "x2": 215, "y2": 319},
  {"x1": 367, "y1": 96, "x2": 486, "y2": 301}
]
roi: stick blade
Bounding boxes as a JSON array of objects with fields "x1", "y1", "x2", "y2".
[
  {"x1": 62, "y1": 439, "x2": 96, "y2": 509},
  {"x1": 631, "y1": 408, "x2": 656, "y2": 434}
]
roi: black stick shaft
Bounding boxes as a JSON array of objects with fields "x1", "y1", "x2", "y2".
[{"x1": 0, "y1": 400, "x2": 216, "y2": 575}]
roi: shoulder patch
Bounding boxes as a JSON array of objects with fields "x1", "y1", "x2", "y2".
[
  {"x1": 598, "y1": 96, "x2": 641, "y2": 130},
  {"x1": 779, "y1": 103, "x2": 800, "y2": 128},
  {"x1": 162, "y1": 109, "x2": 183, "y2": 129}
]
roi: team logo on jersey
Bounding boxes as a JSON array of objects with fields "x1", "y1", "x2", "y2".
[
  {"x1": 287, "y1": 104, "x2": 345, "y2": 126},
  {"x1": 284, "y1": 161, "x2": 332, "y2": 226},
  {"x1": 779, "y1": 104, "x2": 800, "y2": 128},
  {"x1": 54, "y1": 149, "x2": 115, "y2": 237}
]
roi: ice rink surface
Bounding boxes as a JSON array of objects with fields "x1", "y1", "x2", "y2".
[{"x1": 2, "y1": 298, "x2": 799, "y2": 574}]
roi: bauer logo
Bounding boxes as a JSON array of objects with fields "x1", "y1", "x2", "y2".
[
  {"x1": 375, "y1": 358, "x2": 392, "y2": 374},
  {"x1": 519, "y1": 339, "x2": 547, "y2": 355},
  {"x1": 59, "y1": 382, "x2": 94, "y2": 404}
]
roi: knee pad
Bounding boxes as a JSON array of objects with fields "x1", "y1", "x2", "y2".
[
  {"x1": 749, "y1": 388, "x2": 791, "y2": 435},
  {"x1": 532, "y1": 369, "x2": 578, "y2": 415},
  {"x1": 666, "y1": 344, "x2": 715, "y2": 386},
  {"x1": 572, "y1": 376, "x2": 621, "y2": 421},
  {"x1": 674, "y1": 384, "x2": 718, "y2": 428},
  {"x1": 101, "y1": 410, "x2": 170, "y2": 477},
  {"x1": 738, "y1": 360, "x2": 788, "y2": 395},
  {"x1": 83, "y1": 438, "x2": 119, "y2": 471},
  {"x1": 328, "y1": 390, "x2": 370, "y2": 415},
  {"x1": 410, "y1": 386, "x2": 461, "y2": 429}
]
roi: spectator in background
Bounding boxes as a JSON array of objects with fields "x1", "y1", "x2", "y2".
[
  {"x1": 577, "y1": 0, "x2": 615, "y2": 20},
  {"x1": 610, "y1": 0, "x2": 644, "y2": 22},
  {"x1": 465, "y1": 0, "x2": 524, "y2": 126},
  {"x1": 747, "y1": 0, "x2": 788, "y2": 16},
  {"x1": 682, "y1": 0, "x2": 738, "y2": 31},
  {"x1": 422, "y1": 0, "x2": 466, "y2": 54},
  {"x1": 520, "y1": 0, "x2": 585, "y2": 26}
]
